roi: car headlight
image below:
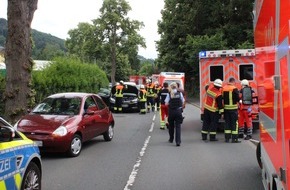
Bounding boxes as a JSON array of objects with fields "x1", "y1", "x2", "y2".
[
  {"x1": 110, "y1": 97, "x2": 116, "y2": 103},
  {"x1": 132, "y1": 98, "x2": 138, "y2": 103},
  {"x1": 52, "y1": 126, "x2": 68, "y2": 137}
]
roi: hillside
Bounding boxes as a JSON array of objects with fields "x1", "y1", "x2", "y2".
[{"x1": 0, "y1": 18, "x2": 66, "y2": 60}]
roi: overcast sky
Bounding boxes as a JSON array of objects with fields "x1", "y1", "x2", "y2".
[{"x1": 0, "y1": 0, "x2": 164, "y2": 59}]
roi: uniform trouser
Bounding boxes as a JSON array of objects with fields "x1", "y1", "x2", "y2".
[
  {"x1": 168, "y1": 108, "x2": 183, "y2": 144},
  {"x1": 160, "y1": 104, "x2": 169, "y2": 127},
  {"x1": 155, "y1": 97, "x2": 160, "y2": 110},
  {"x1": 139, "y1": 100, "x2": 146, "y2": 113},
  {"x1": 147, "y1": 96, "x2": 155, "y2": 111},
  {"x1": 201, "y1": 109, "x2": 220, "y2": 140},
  {"x1": 114, "y1": 97, "x2": 123, "y2": 112},
  {"x1": 238, "y1": 109, "x2": 253, "y2": 136},
  {"x1": 224, "y1": 110, "x2": 238, "y2": 140}
]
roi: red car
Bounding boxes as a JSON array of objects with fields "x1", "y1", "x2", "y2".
[{"x1": 16, "y1": 92, "x2": 115, "y2": 157}]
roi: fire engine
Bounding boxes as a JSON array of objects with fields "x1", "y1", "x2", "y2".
[
  {"x1": 129, "y1": 75, "x2": 147, "y2": 85},
  {"x1": 158, "y1": 72, "x2": 185, "y2": 90},
  {"x1": 199, "y1": 49, "x2": 259, "y2": 128},
  {"x1": 254, "y1": 0, "x2": 290, "y2": 189}
]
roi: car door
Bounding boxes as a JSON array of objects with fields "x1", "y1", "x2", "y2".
[
  {"x1": 0, "y1": 127, "x2": 22, "y2": 190},
  {"x1": 92, "y1": 95, "x2": 110, "y2": 134}
]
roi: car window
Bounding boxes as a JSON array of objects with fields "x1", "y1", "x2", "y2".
[
  {"x1": 32, "y1": 97, "x2": 81, "y2": 115},
  {"x1": 94, "y1": 95, "x2": 106, "y2": 110},
  {"x1": 84, "y1": 96, "x2": 99, "y2": 112}
]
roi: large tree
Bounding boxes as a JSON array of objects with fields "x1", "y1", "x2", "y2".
[
  {"x1": 4, "y1": 0, "x2": 38, "y2": 122},
  {"x1": 156, "y1": 0, "x2": 254, "y2": 95},
  {"x1": 93, "y1": 0, "x2": 145, "y2": 84}
]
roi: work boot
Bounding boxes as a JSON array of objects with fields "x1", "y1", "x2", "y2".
[
  {"x1": 232, "y1": 139, "x2": 241, "y2": 143},
  {"x1": 225, "y1": 139, "x2": 230, "y2": 143},
  {"x1": 202, "y1": 134, "x2": 207, "y2": 141},
  {"x1": 244, "y1": 135, "x2": 252, "y2": 140},
  {"x1": 238, "y1": 134, "x2": 244, "y2": 138},
  {"x1": 209, "y1": 134, "x2": 218, "y2": 141}
]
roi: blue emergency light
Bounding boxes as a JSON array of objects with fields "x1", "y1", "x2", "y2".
[{"x1": 199, "y1": 51, "x2": 206, "y2": 58}]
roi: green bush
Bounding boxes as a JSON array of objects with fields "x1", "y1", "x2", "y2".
[{"x1": 32, "y1": 56, "x2": 109, "y2": 104}]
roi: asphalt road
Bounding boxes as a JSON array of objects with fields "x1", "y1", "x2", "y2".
[{"x1": 40, "y1": 103, "x2": 264, "y2": 190}]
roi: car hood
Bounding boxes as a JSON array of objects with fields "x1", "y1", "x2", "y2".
[
  {"x1": 111, "y1": 84, "x2": 138, "y2": 95},
  {"x1": 17, "y1": 114, "x2": 77, "y2": 133}
]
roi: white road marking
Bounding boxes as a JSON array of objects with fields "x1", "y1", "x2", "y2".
[{"x1": 123, "y1": 113, "x2": 156, "y2": 190}]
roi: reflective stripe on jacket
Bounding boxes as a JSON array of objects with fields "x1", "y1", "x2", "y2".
[
  {"x1": 115, "y1": 85, "x2": 124, "y2": 97},
  {"x1": 138, "y1": 89, "x2": 147, "y2": 102},
  {"x1": 204, "y1": 86, "x2": 223, "y2": 113},
  {"x1": 223, "y1": 83, "x2": 239, "y2": 110}
]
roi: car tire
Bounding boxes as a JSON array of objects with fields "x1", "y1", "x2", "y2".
[
  {"x1": 68, "y1": 134, "x2": 82, "y2": 157},
  {"x1": 21, "y1": 162, "x2": 41, "y2": 190},
  {"x1": 103, "y1": 124, "x2": 114, "y2": 141}
]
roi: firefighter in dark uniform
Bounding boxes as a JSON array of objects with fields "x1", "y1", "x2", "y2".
[
  {"x1": 165, "y1": 82, "x2": 185, "y2": 146},
  {"x1": 146, "y1": 79, "x2": 156, "y2": 112},
  {"x1": 201, "y1": 79, "x2": 224, "y2": 141},
  {"x1": 223, "y1": 77, "x2": 240, "y2": 143},
  {"x1": 114, "y1": 80, "x2": 125, "y2": 113},
  {"x1": 138, "y1": 85, "x2": 147, "y2": 114},
  {"x1": 154, "y1": 81, "x2": 161, "y2": 111},
  {"x1": 158, "y1": 82, "x2": 170, "y2": 129}
]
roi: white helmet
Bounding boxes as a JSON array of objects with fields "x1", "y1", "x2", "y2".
[
  {"x1": 241, "y1": 79, "x2": 249, "y2": 86},
  {"x1": 154, "y1": 81, "x2": 159, "y2": 85},
  {"x1": 213, "y1": 79, "x2": 223, "y2": 87},
  {"x1": 116, "y1": 82, "x2": 120, "y2": 85},
  {"x1": 120, "y1": 80, "x2": 124, "y2": 84},
  {"x1": 140, "y1": 85, "x2": 145, "y2": 89}
]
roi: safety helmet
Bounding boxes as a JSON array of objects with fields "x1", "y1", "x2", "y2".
[
  {"x1": 146, "y1": 79, "x2": 151, "y2": 83},
  {"x1": 120, "y1": 80, "x2": 124, "y2": 84},
  {"x1": 213, "y1": 79, "x2": 223, "y2": 87},
  {"x1": 140, "y1": 85, "x2": 145, "y2": 89},
  {"x1": 116, "y1": 82, "x2": 120, "y2": 85},
  {"x1": 154, "y1": 81, "x2": 159, "y2": 85},
  {"x1": 241, "y1": 79, "x2": 249, "y2": 86}
]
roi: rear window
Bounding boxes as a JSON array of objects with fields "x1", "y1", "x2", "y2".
[{"x1": 210, "y1": 65, "x2": 224, "y2": 81}]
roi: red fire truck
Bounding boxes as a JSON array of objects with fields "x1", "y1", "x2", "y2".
[{"x1": 254, "y1": 0, "x2": 290, "y2": 189}]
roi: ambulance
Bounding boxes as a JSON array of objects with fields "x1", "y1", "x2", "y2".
[
  {"x1": 254, "y1": 0, "x2": 290, "y2": 189},
  {"x1": 0, "y1": 117, "x2": 42, "y2": 190},
  {"x1": 199, "y1": 49, "x2": 259, "y2": 128},
  {"x1": 158, "y1": 72, "x2": 185, "y2": 90}
]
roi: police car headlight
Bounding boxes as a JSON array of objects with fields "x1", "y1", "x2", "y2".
[{"x1": 52, "y1": 126, "x2": 68, "y2": 137}]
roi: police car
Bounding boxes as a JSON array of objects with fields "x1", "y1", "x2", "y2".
[{"x1": 0, "y1": 117, "x2": 42, "y2": 190}]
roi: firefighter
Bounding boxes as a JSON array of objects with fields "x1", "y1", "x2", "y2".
[
  {"x1": 146, "y1": 79, "x2": 155, "y2": 112},
  {"x1": 154, "y1": 81, "x2": 161, "y2": 111},
  {"x1": 138, "y1": 85, "x2": 147, "y2": 114},
  {"x1": 165, "y1": 82, "x2": 185, "y2": 146},
  {"x1": 158, "y1": 82, "x2": 170, "y2": 129},
  {"x1": 223, "y1": 77, "x2": 240, "y2": 143},
  {"x1": 201, "y1": 79, "x2": 224, "y2": 141},
  {"x1": 114, "y1": 81, "x2": 125, "y2": 113},
  {"x1": 238, "y1": 79, "x2": 255, "y2": 140}
]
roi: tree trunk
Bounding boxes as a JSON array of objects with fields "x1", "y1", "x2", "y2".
[{"x1": 4, "y1": 0, "x2": 38, "y2": 123}]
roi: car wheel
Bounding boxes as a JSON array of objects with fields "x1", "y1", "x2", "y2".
[
  {"x1": 103, "y1": 124, "x2": 114, "y2": 141},
  {"x1": 21, "y1": 162, "x2": 41, "y2": 190},
  {"x1": 68, "y1": 134, "x2": 82, "y2": 157}
]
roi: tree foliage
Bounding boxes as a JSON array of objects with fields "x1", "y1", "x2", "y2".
[{"x1": 157, "y1": 0, "x2": 254, "y2": 96}]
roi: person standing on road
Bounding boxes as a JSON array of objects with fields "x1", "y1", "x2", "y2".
[
  {"x1": 146, "y1": 79, "x2": 156, "y2": 113},
  {"x1": 201, "y1": 79, "x2": 224, "y2": 141},
  {"x1": 154, "y1": 81, "x2": 161, "y2": 111},
  {"x1": 114, "y1": 81, "x2": 125, "y2": 113},
  {"x1": 165, "y1": 82, "x2": 185, "y2": 146},
  {"x1": 223, "y1": 77, "x2": 240, "y2": 143},
  {"x1": 238, "y1": 79, "x2": 255, "y2": 140},
  {"x1": 158, "y1": 82, "x2": 170, "y2": 129},
  {"x1": 138, "y1": 85, "x2": 147, "y2": 114}
]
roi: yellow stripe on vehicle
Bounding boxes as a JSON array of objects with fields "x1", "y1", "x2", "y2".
[
  {"x1": 14, "y1": 173, "x2": 22, "y2": 190},
  {"x1": 0, "y1": 180, "x2": 6, "y2": 190}
]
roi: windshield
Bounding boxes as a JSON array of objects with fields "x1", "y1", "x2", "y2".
[{"x1": 32, "y1": 97, "x2": 82, "y2": 115}]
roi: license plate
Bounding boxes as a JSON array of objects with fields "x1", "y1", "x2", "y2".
[
  {"x1": 34, "y1": 141, "x2": 43, "y2": 147},
  {"x1": 122, "y1": 104, "x2": 128, "y2": 108}
]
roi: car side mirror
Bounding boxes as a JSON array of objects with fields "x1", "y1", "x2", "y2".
[
  {"x1": 0, "y1": 126, "x2": 15, "y2": 142},
  {"x1": 84, "y1": 110, "x2": 95, "y2": 116}
]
